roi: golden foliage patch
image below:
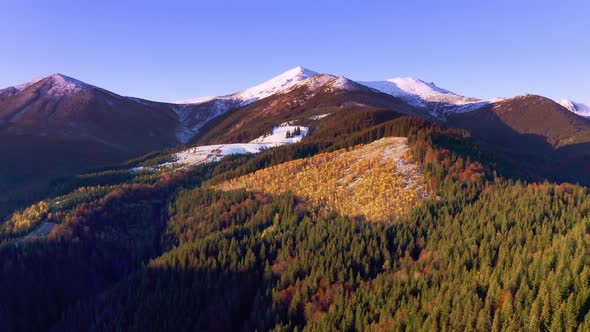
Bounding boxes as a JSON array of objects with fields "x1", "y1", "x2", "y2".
[{"x1": 217, "y1": 137, "x2": 428, "y2": 222}]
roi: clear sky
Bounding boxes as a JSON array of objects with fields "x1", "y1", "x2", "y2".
[{"x1": 1, "y1": 0, "x2": 588, "y2": 102}]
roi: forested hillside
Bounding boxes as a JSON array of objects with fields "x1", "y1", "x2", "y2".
[
  {"x1": 2, "y1": 112, "x2": 590, "y2": 331},
  {"x1": 218, "y1": 137, "x2": 427, "y2": 222}
]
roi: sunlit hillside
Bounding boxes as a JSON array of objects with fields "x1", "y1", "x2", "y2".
[{"x1": 217, "y1": 137, "x2": 428, "y2": 222}]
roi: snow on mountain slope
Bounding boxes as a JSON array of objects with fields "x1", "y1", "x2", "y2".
[
  {"x1": 359, "y1": 77, "x2": 488, "y2": 116},
  {"x1": 177, "y1": 66, "x2": 318, "y2": 105},
  {"x1": 146, "y1": 122, "x2": 309, "y2": 169},
  {"x1": 42, "y1": 74, "x2": 93, "y2": 96},
  {"x1": 558, "y1": 100, "x2": 590, "y2": 117},
  {"x1": 292, "y1": 73, "x2": 336, "y2": 91},
  {"x1": 177, "y1": 68, "x2": 485, "y2": 116},
  {"x1": 360, "y1": 77, "x2": 475, "y2": 105},
  {"x1": 172, "y1": 99, "x2": 240, "y2": 133},
  {"x1": 168, "y1": 144, "x2": 267, "y2": 167},
  {"x1": 249, "y1": 123, "x2": 309, "y2": 145},
  {"x1": 324, "y1": 76, "x2": 363, "y2": 92},
  {"x1": 1, "y1": 73, "x2": 196, "y2": 147},
  {"x1": 2, "y1": 74, "x2": 118, "y2": 103}
]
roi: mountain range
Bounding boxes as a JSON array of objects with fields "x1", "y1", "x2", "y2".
[
  {"x1": 1, "y1": 66, "x2": 589, "y2": 208},
  {"x1": 3, "y1": 66, "x2": 590, "y2": 331}
]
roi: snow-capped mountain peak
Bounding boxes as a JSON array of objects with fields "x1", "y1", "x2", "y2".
[
  {"x1": 276, "y1": 66, "x2": 318, "y2": 82},
  {"x1": 177, "y1": 66, "x2": 318, "y2": 105},
  {"x1": 558, "y1": 100, "x2": 590, "y2": 118},
  {"x1": 42, "y1": 73, "x2": 92, "y2": 96},
  {"x1": 359, "y1": 77, "x2": 488, "y2": 117},
  {"x1": 0, "y1": 74, "x2": 91, "y2": 99},
  {"x1": 360, "y1": 77, "x2": 480, "y2": 106},
  {"x1": 229, "y1": 66, "x2": 318, "y2": 105}
]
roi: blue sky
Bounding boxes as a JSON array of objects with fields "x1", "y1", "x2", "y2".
[{"x1": 1, "y1": 0, "x2": 588, "y2": 102}]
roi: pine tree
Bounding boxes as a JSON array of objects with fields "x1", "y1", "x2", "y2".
[
  {"x1": 476, "y1": 308, "x2": 492, "y2": 331},
  {"x1": 491, "y1": 310, "x2": 502, "y2": 332}
]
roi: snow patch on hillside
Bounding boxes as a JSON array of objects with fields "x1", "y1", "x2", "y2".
[
  {"x1": 133, "y1": 123, "x2": 310, "y2": 171},
  {"x1": 170, "y1": 144, "x2": 266, "y2": 167},
  {"x1": 249, "y1": 123, "x2": 308, "y2": 145},
  {"x1": 309, "y1": 113, "x2": 330, "y2": 120},
  {"x1": 172, "y1": 124, "x2": 308, "y2": 167}
]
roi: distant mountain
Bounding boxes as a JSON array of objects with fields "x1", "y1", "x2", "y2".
[
  {"x1": 0, "y1": 74, "x2": 196, "y2": 196},
  {"x1": 179, "y1": 68, "x2": 495, "y2": 121},
  {"x1": 360, "y1": 77, "x2": 489, "y2": 117},
  {"x1": 170, "y1": 67, "x2": 590, "y2": 157},
  {"x1": 0, "y1": 68, "x2": 341, "y2": 196},
  {"x1": 0, "y1": 74, "x2": 196, "y2": 145},
  {"x1": 448, "y1": 94, "x2": 590, "y2": 148},
  {"x1": 558, "y1": 99, "x2": 590, "y2": 117},
  {"x1": 445, "y1": 94, "x2": 590, "y2": 183}
]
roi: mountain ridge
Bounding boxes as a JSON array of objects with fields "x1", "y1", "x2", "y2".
[
  {"x1": 5, "y1": 68, "x2": 586, "y2": 122},
  {"x1": 176, "y1": 66, "x2": 318, "y2": 105},
  {"x1": 176, "y1": 67, "x2": 589, "y2": 121},
  {"x1": 1, "y1": 67, "x2": 589, "y2": 205}
]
